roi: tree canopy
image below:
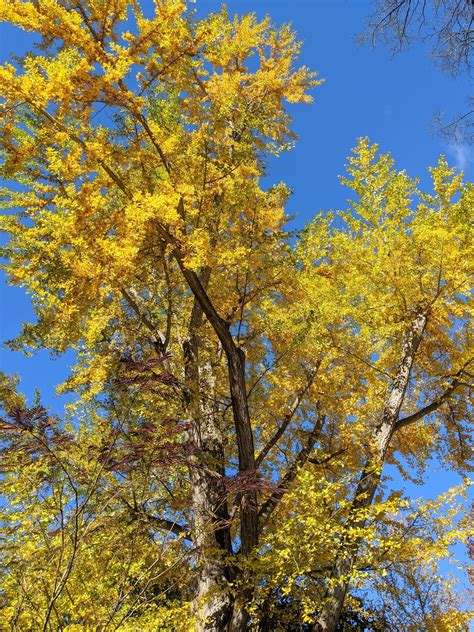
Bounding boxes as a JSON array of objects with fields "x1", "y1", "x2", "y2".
[{"x1": 0, "y1": 1, "x2": 472, "y2": 630}]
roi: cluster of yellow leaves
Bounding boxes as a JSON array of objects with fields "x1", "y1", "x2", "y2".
[
  {"x1": 259, "y1": 140, "x2": 473, "y2": 469},
  {"x1": 252, "y1": 474, "x2": 472, "y2": 627},
  {"x1": 0, "y1": 0, "x2": 317, "y2": 394},
  {"x1": 0, "y1": 373, "x2": 193, "y2": 630}
]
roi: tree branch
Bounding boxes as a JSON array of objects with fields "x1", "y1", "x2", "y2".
[
  {"x1": 258, "y1": 414, "x2": 325, "y2": 529},
  {"x1": 308, "y1": 448, "x2": 346, "y2": 467},
  {"x1": 255, "y1": 365, "x2": 318, "y2": 468},
  {"x1": 395, "y1": 374, "x2": 467, "y2": 432},
  {"x1": 120, "y1": 287, "x2": 167, "y2": 355},
  {"x1": 121, "y1": 497, "x2": 191, "y2": 541},
  {"x1": 157, "y1": 203, "x2": 258, "y2": 553}
]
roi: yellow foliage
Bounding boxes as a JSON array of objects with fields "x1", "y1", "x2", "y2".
[{"x1": 0, "y1": 1, "x2": 472, "y2": 630}]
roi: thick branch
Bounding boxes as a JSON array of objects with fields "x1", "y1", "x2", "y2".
[
  {"x1": 374, "y1": 309, "x2": 429, "y2": 454},
  {"x1": 395, "y1": 377, "x2": 463, "y2": 431},
  {"x1": 316, "y1": 309, "x2": 429, "y2": 632},
  {"x1": 159, "y1": 207, "x2": 258, "y2": 553}
]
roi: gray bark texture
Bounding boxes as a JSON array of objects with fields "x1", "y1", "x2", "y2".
[
  {"x1": 315, "y1": 310, "x2": 428, "y2": 632},
  {"x1": 184, "y1": 284, "x2": 234, "y2": 631}
]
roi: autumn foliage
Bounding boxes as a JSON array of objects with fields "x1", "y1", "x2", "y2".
[{"x1": 0, "y1": 1, "x2": 472, "y2": 630}]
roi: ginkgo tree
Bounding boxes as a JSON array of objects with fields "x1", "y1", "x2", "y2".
[{"x1": 0, "y1": 1, "x2": 472, "y2": 631}]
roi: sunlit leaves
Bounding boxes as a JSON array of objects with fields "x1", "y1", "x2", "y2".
[{"x1": 0, "y1": 0, "x2": 472, "y2": 628}]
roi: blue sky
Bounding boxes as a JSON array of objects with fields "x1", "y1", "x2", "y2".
[{"x1": 0, "y1": 0, "x2": 472, "y2": 608}]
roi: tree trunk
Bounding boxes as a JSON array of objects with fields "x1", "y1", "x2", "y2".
[
  {"x1": 315, "y1": 310, "x2": 428, "y2": 632},
  {"x1": 188, "y1": 385, "x2": 233, "y2": 630},
  {"x1": 184, "y1": 283, "x2": 234, "y2": 630},
  {"x1": 227, "y1": 601, "x2": 250, "y2": 631},
  {"x1": 171, "y1": 235, "x2": 258, "y2": 555}
]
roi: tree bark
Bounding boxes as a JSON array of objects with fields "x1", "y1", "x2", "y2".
[
  {"x1": 315, "y1": 310, "x2": 428, "y2": 632},
  {"x1": 158, "y1": 207, "x2": 258, "y2": 558},
  {"x1": 174, "y1": 248, "x2": 258, "y2": 555},
  {"x1": 184, "y1": 278, "x2": 234, "y2": 631},
  {"x1": 227, "y1": 601, "x2": 250, "y2": 631},
  {"x1": 163, "y1": 203, "x2": 257, "y2": 628}
]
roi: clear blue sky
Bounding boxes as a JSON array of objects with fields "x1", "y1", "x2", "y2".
[{"x1": 0, "y1": 0, "x2": 472, "y2": 606}]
